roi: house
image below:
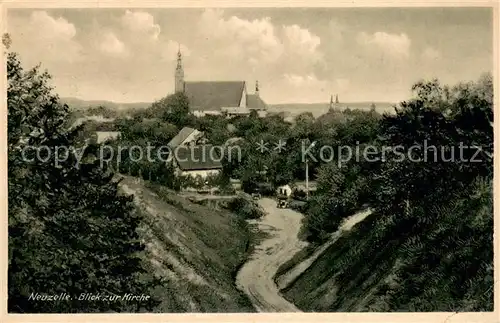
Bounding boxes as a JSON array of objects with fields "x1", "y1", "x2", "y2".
[
  {"x1": 174, "y1": 49, "x2": 268, "y2": 116},
  {"x1": 294, "y1": 181, "x2": 317, "y2": 193},
  {"x1": 221, "y1": 107, "x2": 251, "y2": 118},
  {"x1": 167, "y1": 126, "x2": 204, "y2": 149},
  {"x1": 224, "y1": 137, "x2": 244, "y2": 147},
  {"x1": 167, "y1": 127, "x2": 222, "y2": 181},
  {"x1": 277, "y1": 184, "x2": 292, "y2": 197},
  {"x1": 96, "y1": 131, "x2": 121, "y2": 144},
  {"x1": 171, "y1": 145, "x2": 223, "y2": 179}
]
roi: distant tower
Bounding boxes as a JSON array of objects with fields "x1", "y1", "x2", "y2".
[
  {"x1": 329, "y1": 94, "x2": 334, "y2": 110},
  {"x1": 335, "y1": 94, "x2": 339, "y2": 104},
  {"x1": 255, "y1": 80, "x2": 260, "y2": 96},
  {"x1": 174, "y1": 45, "x2": 184, "y2": 93}
]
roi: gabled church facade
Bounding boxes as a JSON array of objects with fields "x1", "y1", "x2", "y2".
[{"x1": 174, "y1": 49, "x2": 267, "y2": 117}]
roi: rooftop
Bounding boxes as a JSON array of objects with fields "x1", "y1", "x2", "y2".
[
  {"x1": 173, "y1": 145, "x2": 223, "y2": 171},
  {"x1": 167, "y1": 126, "x2": 197, "y2": 148},
  {"x1": 184, "y1": 81, "x2": 245, "y2": 111},
  {"x1": 246, "y1": 94, "x2": 267, "y2": 111}
]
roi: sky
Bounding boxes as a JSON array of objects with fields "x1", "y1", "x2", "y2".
[{"x1": 7, "y1": 7, "x2": 493, "y2": 104}]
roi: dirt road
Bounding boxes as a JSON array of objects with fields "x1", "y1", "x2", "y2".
[{"x1": 235, "y1": 198, "x2": 307, "y2": 312}]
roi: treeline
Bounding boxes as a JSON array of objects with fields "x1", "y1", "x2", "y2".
[
  {"x1": 184, "y1": 102, "x2": 381, "y2": 193},
  {"x1": 91, "y1": 85, "x2": 382, "y2": 195},
  {"x1": 73, "y1": 80, "x2": 382, "y2": 198},
  {"x1": 291, "y1": 74, "x2": 493, "y2": 311}
]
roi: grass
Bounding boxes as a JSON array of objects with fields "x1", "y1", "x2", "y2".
[
  {"x1": 279, "y1": 188, "x2": 493, "y2": 312},
  {"x1": 127, "y1": 179, "x2": 257, "y2": 312},
  {"x1": 274, "y1": 244, "x2": 317, "y2": 279}
]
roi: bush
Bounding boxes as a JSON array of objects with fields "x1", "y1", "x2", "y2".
[
  {"x1": 7, "y1": 52, "x2": 159, "y2": 312},
  {"x1": 291, "y1": 189, "x2": 307, "y2": 201},
  {"x1": 288, "y1": 200, "x2": 308, "y2": 213},
  {"x1": 225, "y1": 196, "x2": 265, "y2": 220}
]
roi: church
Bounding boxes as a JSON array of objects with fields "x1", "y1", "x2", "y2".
[{"x1": 174, "y1": 49, "x2": 267, "y2": 117}]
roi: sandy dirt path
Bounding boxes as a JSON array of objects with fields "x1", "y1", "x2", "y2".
[{"x1": 235, "y1": 198, "x2": 307, "y2": 312}]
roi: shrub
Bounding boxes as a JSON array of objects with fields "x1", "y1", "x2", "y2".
[{"x1": 225, "y1": 196, "x2": 265, "y2": 220}]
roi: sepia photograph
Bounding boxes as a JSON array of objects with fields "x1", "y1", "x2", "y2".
[{"x1": 2, "y1": 2, "x2": 496, "y2": 318}]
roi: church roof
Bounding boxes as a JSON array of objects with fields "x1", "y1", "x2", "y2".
[
  {"x1": 184, "y1": 81, "x2": 245, "y2": 111},
  {"x1": 246, "y1": 94, "x2": 267, "y2": 110}
]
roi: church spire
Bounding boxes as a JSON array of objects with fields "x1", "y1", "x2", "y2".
[
  {"x1": 255, "y1": 80, "x2": 259, "y2": 96},
  {"x1": 329, "y1": 94, "x2": 334, "y2": 110},
  {"x1": 175, "y1": 43, "x2": 184, "y2": 93},
  {"x1": 335, "y1": 94, "x2": 339, "y2": 104},
  {"x1": 176, "y1": 43, "x2": 182, "y2": 68}
]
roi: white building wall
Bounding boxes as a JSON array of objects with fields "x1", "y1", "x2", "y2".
[
  {"x1": 180, "y1": 169, "x2": 221, "y2": 178},
  {"x1": 257, "y1": 110, "x2": 268, "y2": 118},
  {"x1": 180, "y1": 129, "x2": 202, "y2": 146},
  {"x1": 193, "y1": 110, "x2": 222, "y2": 117},
  {"x1": 239, "y1": 86, "x2": 247, "y2": 108},
  {"x1": 96, "y1": 131, "x2": 121, "y2": 143}
]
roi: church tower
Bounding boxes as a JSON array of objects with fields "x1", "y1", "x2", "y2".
[
  {"x1": 255, "y1": 80, "x2": 260, "y2": 96},
  {"x1": 175, "y1": 46, "x2": 184, "y2": 93},
  {"x1": 335, "y1": 94, "x2": 339, "y2": 104},
  {"x1": 329, "y1": 94, "x2": 334, "y2": 110}
]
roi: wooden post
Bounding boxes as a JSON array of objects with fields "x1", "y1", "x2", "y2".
[{"x1": 305, "y1": 159, "x2": 309, "y2": 200}]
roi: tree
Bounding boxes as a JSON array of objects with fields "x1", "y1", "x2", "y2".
[
  {"x1": 249, "y1": 109, "x2": 258, "y2": 118},
  {"x1": 150, "y1": 92, "x2": 192, "y2": 127},
  {"x1": 8, "y1": 52, "x2": 158, "y2": 313},
  {"x1": 295, "y1": 76, "x2": 493, "y2": 311}
]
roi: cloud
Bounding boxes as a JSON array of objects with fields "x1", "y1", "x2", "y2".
[
  {"x1": 284, "y1": 74, "x2": 349, "y2": 92},
  {"x1": 284, "y1": 73, "x2": 326, "y2": 87},
  {"x1": 198, "y1": 9, "x2": 283, "y2": 63},
  {"x1": 194, "y1": 8, "x2": 325, "y2": 90},
  {"x1": 99, "y1": 31, "x2": 127, "y2": 57},
  {"x1": 357, "y1": 31, "x2": 411, "y2": 59},
  {"x1": 121, "y1": 10, "x2": 161, "y2": 40},
  {"x1": 9, "y1": 10, "x2": 82, "y2": 63},
  {"x1": 11, "y1": 8, "x2": 486, "y2": 104},
  {"x1": 280, "y1": 74, "x2": 350, "y2": 103},
  {"x1": 328, "y1": 19, "x2": 346, "y2": 43},
  {"x1": 31, "y1": 10, "x2": 76, "y2": 40},
  {"x1": 197, "y1": 9, "x2": 322, "y2": 66},
  {"x1": 283, "y1": 24, "x2": 321, "y2": 56},
  {"x1": 161, "y1": 40, "x2": 191, "y2": 61},
  {"x1": 421, "y1": 46, "x2": 441, "y2": 61},
  {"x1": 113, "y1": 10, "x2": 191, "y2": 65},
  {"x1": 335, "y1": 78, "x2": 350, "y2": 92},
  {"x1": 282, "y1": 24, "x2": 322, "y2": 69}
]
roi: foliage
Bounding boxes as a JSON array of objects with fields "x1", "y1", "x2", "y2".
[
  {"x1": 86, "y1": 105, "x2": 118, "y2": 118},
  {"x1": 148, "y1": 92, "x2": 194, "y2": 127},
  {"x1": 281, "y1": 73, "x2": 493, "y2": 312},
  {"x1": 224, "y1": 196, "x2": 265, "y2": 220},
  {"x1": 8, "y1": 52, "x2": 159, "y2": 313}
]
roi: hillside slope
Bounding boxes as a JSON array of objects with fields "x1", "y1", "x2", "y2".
[
  {"x1": 277, "y1": 182, "x2": 493, "y2": 312},
  {"x1": 118, "y1": 176, "x2": 255, "y2": 312},
  {"x1": 62, "y1": 97, "x2": 150, "y2": 111}
]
